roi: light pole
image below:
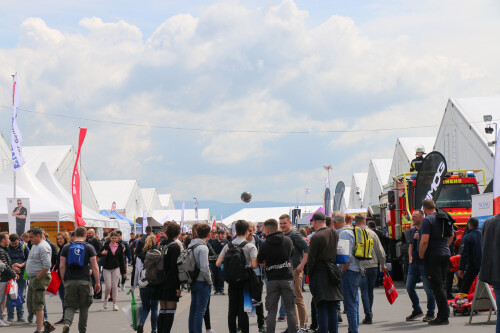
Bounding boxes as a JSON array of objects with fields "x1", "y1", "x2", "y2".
[{"x1": 484, "y1": 114, "x2": 497, "y2": 147}]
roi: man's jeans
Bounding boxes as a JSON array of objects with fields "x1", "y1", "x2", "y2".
[
  {"x1": 188, "y1": 281, "x2": 211, "y2": 333},
  {"x1": 492, "y1": 282, "x2": 500, "y2": 333},
  {"x1": 7, "y1": 278, "x2": 27, "y2": 320},
  {"x1": 228, "y1": 284, "x2": 249, "y2": 333},
  {"x1": 406, "y1": 262, "x2": 435, "y2": 316},
  {"x1": 139, "y1": 287, "x2": 159, "y2": 332},
  {"x1": 210, "y1": 263, "x2": 224, "y2": 293},
  {"x1": 64, "y1": 280, "x2": 94, "y2": 333},
  {"x1": 359, "y1": 267, "x2": 378, "y2": 319},
  {"x1": 316, "y1": 300, "x2": 339, "y2": 333},
  {"x1": 424, "y1": 255, "x2": 450, "y2": 320},
  {"x1": 342, "y1": 270, "x2": 361, "y2": 333},
  {"x1": 265, "y1": 279, "x2": 297, "y2": 333}
]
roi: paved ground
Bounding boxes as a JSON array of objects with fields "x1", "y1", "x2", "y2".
[{"x1": 7, "y1": 279, "x2": 497, "y2": 332}]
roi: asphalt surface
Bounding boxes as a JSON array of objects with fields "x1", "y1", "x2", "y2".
[{"x1": 6, "y1": 277, "x2": 497, "y2": 332}]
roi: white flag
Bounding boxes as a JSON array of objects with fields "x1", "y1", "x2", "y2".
[
  {"x1": 142, "y1": 210, "x2": 148, "y2": 233},
  {"x1": 11, "y1": 74, "x2": 25, "y2": 169},
  {"x1": 181, "y1": 201, "x2": 185, "y2": 223},
  {"x1": 193, "y1": 198, "x2": 198, "y2": 220}
]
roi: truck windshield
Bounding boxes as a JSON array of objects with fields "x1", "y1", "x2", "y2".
[{"x1": 435, "y1": 183, "x2": 478, "y2": 208}]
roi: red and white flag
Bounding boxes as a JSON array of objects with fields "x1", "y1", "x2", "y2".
[
  {"x1": 211, "y1": 216, "x2": 217, "y2": 230},
  {"x1": 72, "y1": 128, "x2": 87, "y2": 227},
  {"x1": 493, "y1": 130, "x2": 500, "y2": 215}
]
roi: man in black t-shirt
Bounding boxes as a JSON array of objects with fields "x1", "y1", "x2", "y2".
[
  {"x1": 12, "y1": 199, "x2": 27, "y2": 235},
  {"x1": 419, "y1": 199, "x2": 451, "y2": 325},
  {"x1": 60, "y1": 227, "x2": 100, "y2": 333}
]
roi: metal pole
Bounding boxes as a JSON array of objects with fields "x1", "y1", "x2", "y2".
[{"x1": 12, "y1": 75, "x2": 16, "y2": 198}]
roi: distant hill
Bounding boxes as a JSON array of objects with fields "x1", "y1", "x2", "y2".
[{"x1": 174, "y1": 200, "x2": 321, "y2": 218}]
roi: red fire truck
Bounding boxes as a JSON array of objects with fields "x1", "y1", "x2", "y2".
[{"x1": 379, "y1": 169, "x2": 485, "y2": 280}]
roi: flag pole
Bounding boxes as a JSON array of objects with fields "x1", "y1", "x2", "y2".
[{"x1": 12, "y1": 74, "x2": 16, "y2": 198}]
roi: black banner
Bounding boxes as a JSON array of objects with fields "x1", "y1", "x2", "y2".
[
  {"x1": 333, "y1": 181, "x2": 345, "y2": 212},
  {"x1": 291, "y1": 208, "x2": 301, "y2": 224},
  {"x1": 414, "y1": 151, "x2": 447, "y2": 209},
  {"x1": 324, "y1": 188, "x2": 331, "y2": 216}
]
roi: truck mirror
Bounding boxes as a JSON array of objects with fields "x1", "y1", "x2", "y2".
[{"x1": 388, "y1": 191, "x2": 395, "y2": 204}]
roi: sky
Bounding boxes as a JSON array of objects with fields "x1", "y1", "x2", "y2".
[{"x1": 0, "y1": 0, "x2": 500, "y2": 204}]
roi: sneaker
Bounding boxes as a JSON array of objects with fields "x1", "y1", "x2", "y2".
[
  {"x1": 4, "y1": 319, "x2": 12, "y2": 325},
  {"x1": 337, "y1": 312, "x2": 343, "y2": 323},
  {"x1": 103, "y1": 300, "x2": 108, "y2": 309},
  {"x1": 258, "y1": 326, "x2": 266, "y2": 332},
  {"x1": 362, "y1": 317, "x2": 372, "y2": 324},
  {"x1": 137, "y1": 324, "x2": 144, "y2": 333},
  {"x1": 423, "y1": 314, "x2": 434, "y2": 322},
  {"x1": 62, "y1": 324, "x2": 70, "y2": 333},
  {"x1": 213, "y1": 291, "x2": 219, "y2": 295},
  {"x1": 54, "y1": 319, "x2": 65, "y2": 325},
  {"x1": 220, "y1": 291, "x2": 225, "y2": 295},
  {"x1": 406, "y1": 310, "x2": 424, "y2": 321},
  {"x1": 206, "y1": 330, "x2": 216, "y2": 333},
  {"x1": 428, "y1": 318, "x2": 449, "y2": 325},
  {"x1": 113, "y1": 304, "x2": 119, "y2": 311},
  {"x1": 0, "y1": 320, "x2": 10, "y2": 327},
  {"x1": 43, "y1": 320, "x2": 55, "y2": 333},
  {"x1": 277, "y1": 316, "x2": 286, "y2": 322}
]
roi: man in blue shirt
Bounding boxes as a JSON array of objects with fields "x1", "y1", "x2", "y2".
[
  {"x1": 419, "y1": 199, "x2": 451, "y2": 325},
  {"x1": 458, "y1": 217, "x2": 482, "y2": 294},
  {"x1": 405, "y1": 210, "x2": 435, "y2": 322},
  {"x1": 7, "y1": 234, "x2": 30, "y2": 322}
]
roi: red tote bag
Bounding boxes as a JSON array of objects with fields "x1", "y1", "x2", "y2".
[
  {"x1": 46, "y1": 270, "x2": 61, "y2": 295},
  {"x1": 383, "y1": 271, "x2": 398, "y2": 304}
]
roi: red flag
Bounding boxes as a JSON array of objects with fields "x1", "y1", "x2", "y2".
[
  {"x1": 72, "y1": 128, "x2": 87, "y2": 227},
  {"x1": 494, "y1": 129, "x2": 500, "y2": 215},
  {"x1": 211, "y1": 217, "x2": 217, "y2": 230}
]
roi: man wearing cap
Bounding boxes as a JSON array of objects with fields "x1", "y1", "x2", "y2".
[
  {"x1": 410, "y1": 145, "x2": 426, "y2": 172},
  {"x1": 308, "y1": 212, "x2": 342, "y2": 333}
]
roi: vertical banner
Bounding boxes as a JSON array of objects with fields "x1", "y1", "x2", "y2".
[
  {"x1": 193, "y1": 197, "x2": 198, "y2": 220},
  {"x1": 180, "y1": 201, "x2": 185, "y2": 230},
  {"x1": 493, "y1": 129, "x2": 500, "y2": 215},
  {"x1": 72, "y1": 128, "x2": 87, "y2": 227},
  {"x1": 211, "y1": 216, "x2": 217, "y2": 230},
  {"x1": 142, "y1": 210, "x2": 148, "y2": 234},
  {"x1": 11, "y1": 73, "x2": 25, "y2": 169},
  {"x1": 7, "y1": 198, "x2": 30, "y2": 235}
]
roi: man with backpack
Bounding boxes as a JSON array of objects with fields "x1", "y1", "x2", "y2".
[
  {"x1": 208, "y1": 230, "x2": 228, "y2": 295},
  {"x1": 216, "y1": 220, "x2": 258, "y2": 333},
  {"x1": 419, "y1": 199, "x2": 451, "y2": 325},
  {"x1": 257, "y1": 218, "x2": 296, "y2": 333},
  {"x1": 59, "y1": 226, "x2": 101, "y2": 333},
  {"x1": 356, "y1": 214, "x2": 386, "y2": 325},
  {"x1": 279, "y1": 214, "x2": 310, "y2": 330},
  {"x1": 187, "y1": 223, "x2": 213, "y2": 333}
]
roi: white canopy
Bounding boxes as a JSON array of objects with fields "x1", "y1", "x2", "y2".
[
  {"x1": 348, "y1": 173, "x2": 368, "y2": 209},
  {"x1": 363, "y1": 159, "x2": 392, "y2": 208},
  {"x1": 140, "y1": 188, "x2": 162, "y2": 216},
  {"x1": 222, "y1": 205, "x2": 321, "y2": 226},
  {"x1": 90, "y1": 180, "x2": 146, "y2": 220},
  {"x1": 389, "y1": 137, "x2": 435, "y2": 180},
  {"x1": 152, "y1": 208, "x2": 210, "y2": 225},
  {"x1": 158, "y1": 194, "x2": 175, "y2": 210}
]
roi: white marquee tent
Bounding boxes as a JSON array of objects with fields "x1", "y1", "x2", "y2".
[
  {"x1": 158, "y1": 194, "x2": 176, "y2": 210},
  {"x1": 363, "y1": 159, "x2": 392, "y2": 208},
  {"x1": 152, "y1": 208, "x2": 210, "y2": 225},
  {"x1": 389, "y1": 137, "x2": 435, "y2": 180},
  {"x1": 222, "y1": 205, "x2": 321, "y2": 226},
  {"x1": 434, "y1": 97, "x2": 499, "y2": 187},
  {"x1": 348, "y1": 173, "x2": 368, "y2": 209},
  {"x1": 90, "y1": 180, "x2": 146, "y2": 220},
  {"x1": 23, "y1": 145, "x2": 100, "y2": 212},
  {"x1": 140, "y1": 188, "x2": 162, "y2": 216}
]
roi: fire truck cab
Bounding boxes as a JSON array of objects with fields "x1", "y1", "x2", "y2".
[{"x1": 379, "y1": 169, "x2": 485, "y2": 280}]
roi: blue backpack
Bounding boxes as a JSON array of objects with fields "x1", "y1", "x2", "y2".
[{"x1": 68, "y1": 243, "x2": 86, "y2": 269}]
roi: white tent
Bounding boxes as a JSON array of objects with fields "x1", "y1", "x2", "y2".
[
  {"x1": 389, "y1": 137, "x2": 435, "y2": 180},
  {"x1": 23, "y1": 145, "x2": 100, "y2": 212},
  {"x1": 90, "y1": 180, "x2": 146, "y2": 220},
  {"x1": 0, "y1": 132, "x2": 10, "y2": 173},
  {"x1": 434, "y1": 97, "x2": 499, "y2": 187},
  {"x1": 140, "y1": 188, "x2": 162, "y2": 216},
  {"x1": 363, "y1": 159, "x2": 392, "y2": 208},
  {"x1": 158, "y1": 194, "x2": 176, "y2": 210},
  {"x1": 341, "y1": 187, "x2": 351, "y2": 211},
  {"x1": 222, "y1": 205, "x2": 321, "y2": 226},
  {"x1": 348, "y1": 173, "x2": 368, "y2": 209},
  {"x1": 152, "y1": 208, "x2": 210, "y2": 225},
  {"x1": 0, "y1": 183, "x2": 59, "y2": 222},
  {"x1": 35, "y1": 163, "x2": 116, "y2": 228}
]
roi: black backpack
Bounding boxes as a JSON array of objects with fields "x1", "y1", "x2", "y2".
[
  {"x1": 223, "y1": 241, "x2": 249, "y2": 284},
  {"x1": 436, "y1": 208, "x2": 456, "y2": 237}
]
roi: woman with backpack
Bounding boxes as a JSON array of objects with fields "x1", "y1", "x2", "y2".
[
  {"x1": 152, "y1": 222, "x2": 182, "y2": 333},
  {"x1": 133, "y1": 235, "x2": 159, "y2": 333},
  {"x1": 98, "y1": 231, "x2": 127, "y2": 311},
  {"x1": 54, "y1": 232, "x2": 70, "y2": 324}
]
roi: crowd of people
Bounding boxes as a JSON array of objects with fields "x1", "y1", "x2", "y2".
[{"x1": 0, "y1": 198, "x2": 498, "y2": 333}]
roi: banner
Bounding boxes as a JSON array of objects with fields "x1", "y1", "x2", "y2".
[
  {"x1": 7, "y1": 198, "x2": 30, "y2": 235},
  {"x1": 142, "y1": 210, "x2": 148, "y2": 233},
  {"x1": 413, "y1": 151, "x2": 447, "y2": 209},
  {"x1": 71, "y1": 128, "x2": 87, "y2": 227},
  {"x1": 324, "y1": 188, "x2": 331, "y2": 216},
  {"x1": 211, "y1": 216, "x2": 216, "y2": 230},
  {"x1": 333, "y1": 181, "x2": 346, "y2": 212},
  {"x1": 471, "y1": 193, "x2": 494, "y2": 228},
  {"x1": 493, "y1": 129, "x2": 500, "y2": 214},
  {"x1": 180, "y1": 201, "x2": 185, "y2": 230},
  {"x1": 11, "y1": 73, "x2": 25, "y2": 169},
  {"x1": 193, "y1": 198, "x2": 198, "y2": 220}
]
